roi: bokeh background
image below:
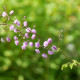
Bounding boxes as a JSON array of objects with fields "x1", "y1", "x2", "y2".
[{"x1": 0, "y1": 0, "x2": 80, "y2": 80}]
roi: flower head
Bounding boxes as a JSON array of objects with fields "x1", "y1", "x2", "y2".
[
  {"x1": 15, "y1": 40, "x2": 19, "y2": 45},
  {"x1": 14, "y1": 28, "x2": 17, "y2": 33},
  {"x1": 42, "y1": 53, "x2": 47, "y2": 58},
  {"x1": 31, "y1": 34, "x2": 36, "y2": 39},
  {"x1": 31, "y1": 29, "x2": 36, "y2": 34},
  {"x1": 6, "y1": 37, "x2": 11, "y2": 42},
  {"x1": 35, "y1": 49, "x2": 40, "y2": 53},
  {"x1": 43, "y1": 41, "x2": 48, "y2": 47},
  {"x1": 14, "y1": 36, "x2": 18, "y2": 40},
  {"x1": 51, "y1": 45, "x2": 57, "y2": 50},
  {"x1": 35, "y1": 42, "x2": 40, "y2": 48},
  {"x1": 2, "y1": 11, "x2": 7, "y2": 17},
  {"x1": 47, "y1": 38, "x2": 52, "y2": 43},
  {"x1": 23, "y1": 42, "x2": 28, "y2": 47},
  {"x1": 25, "y1": 33, "x2": 29, "y2": 38},
  {"x1": 9, "y1": 25, "x2": 14, "y2": 30},
  {"x1": 25, "y1": 28, "x2": 31, "y2": 33},
  {"x1": 23, "y1": 21, "x2": 27, "y2": 26},
  {"x1": 21, "y1": 45, "x2": 26, "y2": 50},
  {"x1": 29, "y1": 42, "x2": 33, "y2": 47},
  {"x1": 48, "y1": 50, "x2": 54, "y2": 55},
  {"x1": 1, "y1": 38, "x2": 5, "y2": 42},
  {"x1": 10, "y1": 10, "x2": 14, "y2": 15}
]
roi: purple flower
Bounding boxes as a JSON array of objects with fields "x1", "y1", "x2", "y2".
[
  {"x1": 9, "y1": 25, "x2": 14, "y2": 30},
  {"x1": 31, "y1": 34, "x2": 36, "y2": 39},
  {"x1": 23, "y1": 42, "x2": 28, "y2": 47},
  {"x1": 14, "y1": 19, "x2": 18, "y2": 24},
  {"x1": 29, "y1": 42, "x2": 33, "y2": 47},
  {"x1": 2, "y1": 12, "x2": 7, "y2": 17},
  {"x1": 47, "y1": 38, "x2": 52, "y2": 43},
  {"x1": 10, "y1": 10, "x2": 14, "y2": 15},
  {"x1": 31, "y1": 29, "x2": 36, "y2": 34},
  {"x1": 42, "y1": 53, "x2": 47, "y2": 58},
  {"x1": 21, "y1": 45, "x2": 26, "y2": 50},
  {"x1": 23, "y1": 21, "x2": 27, "y2": 26},
  {"x1": 25, "y1": 33, "x2": 29, "y2": 38},
  {"x1": 51, "y1": 45, "x2": 57, "y2": 50},
  {"x1": 14, "y1": 28, "x2": 17, "y2": 33},
  {"x1": 1, "y1": 38, "x2": 5, "y2": 42},
  {"x1": 6, "y1": 37, "x2": 11, "y2": 42},
  {"x1": 25, "y1": 28, "x2": 31, "y2": 33},
  {"x1": 48, "y1": 50, "x2": 54, "y2": 55},
  {"x1": 35, "y1": 49, "x2": 40, "y2": 53},
  {"x1": 15, "y1": 40, "x2": 19, "y2": 45},
  {"x1": 14, "y1": 36, "x2": 18, "y2": 40},
  {"x1": 35, "y1": 42, "x2": 40, "y2": 48},
  {"x1": 17, "y1": 21, "x2": 20, "y2": 27},
  {"x1": 43, "y1": 41, "x2": 48, "y2": 47}
]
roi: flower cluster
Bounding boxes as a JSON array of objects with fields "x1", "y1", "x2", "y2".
[{"x1": 0, "y1": 10, "x2": 58, "y2": 58}]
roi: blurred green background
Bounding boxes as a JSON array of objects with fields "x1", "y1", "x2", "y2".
[{"x1": 0, "y1": 0, "x2": 80, "y2": 80}]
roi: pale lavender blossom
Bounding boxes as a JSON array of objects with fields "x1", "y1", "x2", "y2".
[
  {"x1": 31, "y1": 34, "x2": 36, "y2": 39},
  {"x1": 23, "y1": 42, "x2": 28, "y2": 47},
  {"x1": 25, "y1": 28, "x2": 31, "y2": 33},
  {"x1": 9, "y1": 25, "x2": 14, "y2": 30},
  {"x1": 10, "y1": 10, "x2": 14, "y2": 15},
  {"x1": 2, "y1": 11, "x2": 7, "y2": 17},
  {"x1": 51, "y1": 45, "x2": 57, "y2": 50},
  {"x1": 15, "y1": 40, "x2": 19, "y2": 45},
  {"x1": 48, "y1": 50, "x2": 54, "y2": 55},
  {"x1": 23, "y1": 21, "x2": 27, "y2": 26},
  {"x1": 42, "y1": 53, "x2": 47, "y2": 58},
  {"x1": 29, "y1": 42, "x2": 33, "y2": 47},
  {"x1": 25, "y1": 33, "x2": 29, "y2": 38},
  {"x1": 14, "y1": 19, "x2": 18, "y2": 24},
  {"x1": 35, "y1": 49, "x2": 40, "y2": 53},
  {"x1": 21, "y1": 45, "x2": 26, "y2": 50},
  {"x1": 35, "y1": 42, "x2": 40, "y2": 48},
  {"x1": 14, "y1": 36, "x2": 18, "y2": 40},
  {"x1": 17, "y1": 21, "x2": 20, "y2": 27},
  {"x1": 6, "y1": 37, "x2": 11, "y2": 42},
  {"x1": 14, "y1": 28, "x2": 17, "y2": 33},
  {"x1": 1, "y1": 38, "x2": 5, "y2": 42},
  {"x1": 43, "y1": 41, "x2": 48, "y2": 47},
  {"x1": 47, "y1": 38, "x2": 52, "y2": 43},
  {"x1": 31, "y1": 29, "x2": 36, "y2": 34}
]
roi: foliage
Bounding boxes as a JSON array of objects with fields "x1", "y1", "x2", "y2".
[{"x1": 0, "y1": 0, "x2": 80, "y2": 80}]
